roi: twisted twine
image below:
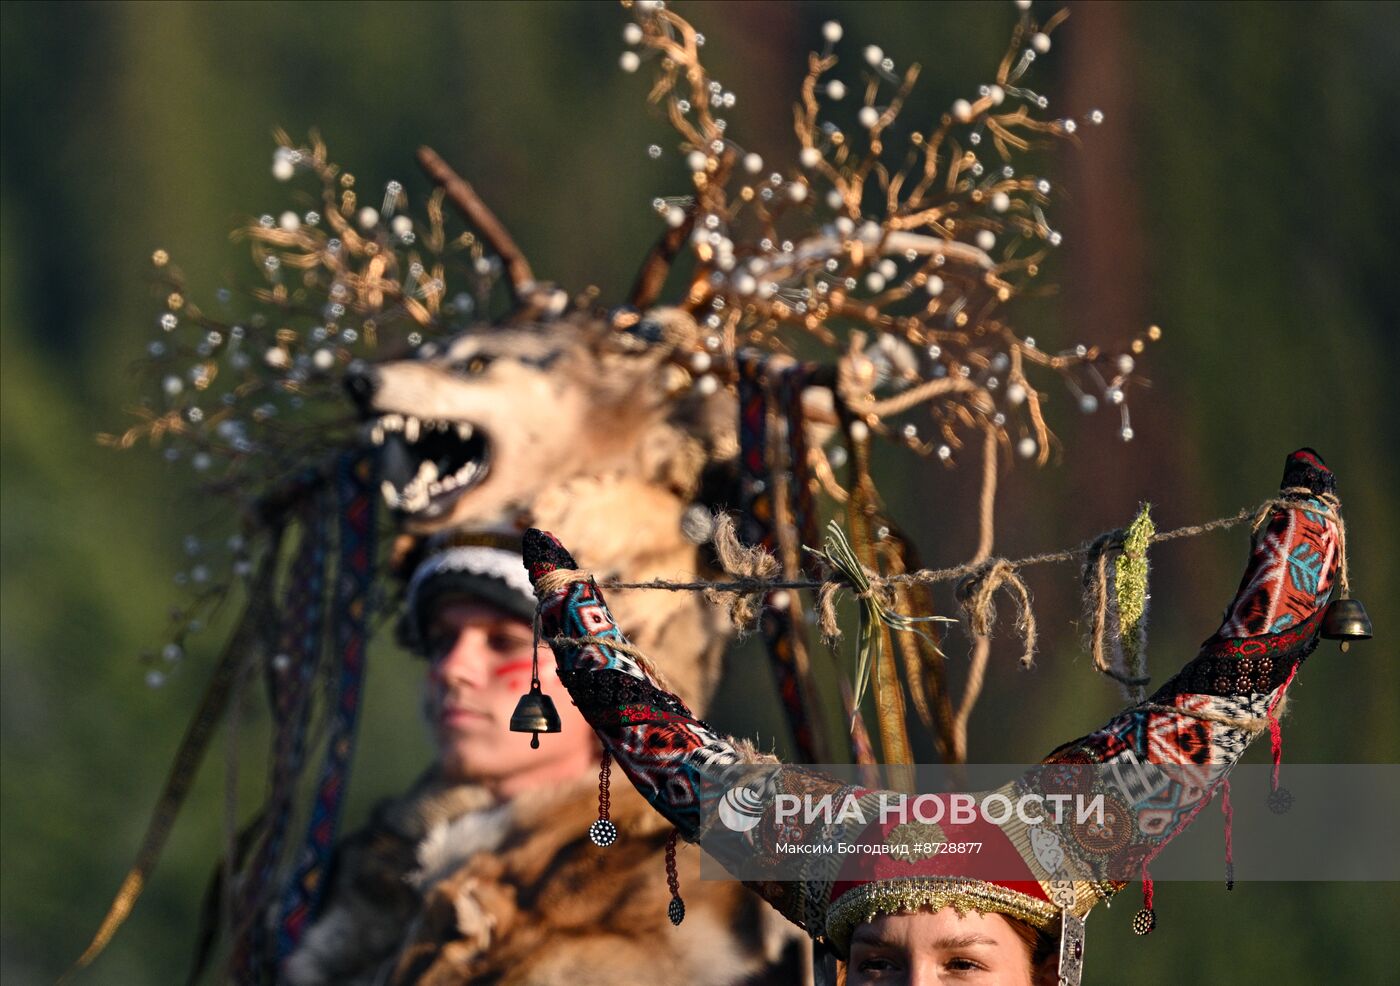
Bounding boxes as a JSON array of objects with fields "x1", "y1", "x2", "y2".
[
  {"x1": 574, "y1": 493, "x2": 1338, "y2": 601},
  {"x1": 951, "y1": 429, "x2": 1001, "y2": 763},
  {"x1": 1082, "y1": 528, "x2": 1154, "y2": 692},
  {"x1": 956, "y1": 558, "x2": 1037, "y2": 669},
  {"x1": 814, "y1": 562, "x2": 895, "y2": 643},
  {"x1": 1085, "y1": 533, "x2": 1125, "y2": 679},
  {"x1": 528, "y1": 490, "x2": 1343, "y2": 758},
  {"x1": 703, "y1": 512, "x2": 780, "y2": 631}
]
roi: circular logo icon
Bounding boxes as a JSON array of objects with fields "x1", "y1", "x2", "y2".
[{"x1": 717, "y1": 783, "x2": 766, "y2": 832}]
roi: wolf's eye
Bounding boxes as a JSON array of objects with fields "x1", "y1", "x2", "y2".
[{"x1": 453, "y1": 354, "x2": 492, "y2": 375}]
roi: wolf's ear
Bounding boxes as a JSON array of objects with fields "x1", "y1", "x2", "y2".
[
  {"x1": 597, "y1": 306, "x2": 701, "y2": 359},
  {"x1": 586, "y1": 306, "x2": 714, "y2": 412},
  {"x1": 500, "y1": 282, "x2": 571, "y2": 326}
]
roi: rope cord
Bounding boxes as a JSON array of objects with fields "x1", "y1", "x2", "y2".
[{"x1": 552, "y1": 493, "x2": 1339, "y2": 604}]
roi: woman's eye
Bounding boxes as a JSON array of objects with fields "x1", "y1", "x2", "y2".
[
  {"x1": 945, "y1": 957, "x2": 986, "y2": 972},
  {"x1": 856, "y1": 956, "x2": 898, "y2": 973}
]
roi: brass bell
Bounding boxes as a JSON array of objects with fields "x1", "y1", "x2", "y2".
[
  {"x1": 509, "y1": 682, "x2": 562, "y2": 748},
  {"x1": 1320, "y1": 593, "x2": 1372, "y2": 652}
]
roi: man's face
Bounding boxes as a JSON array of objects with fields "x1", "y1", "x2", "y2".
[{"x1": 423, "y1": 597, "x2": 595, "y2": 792}]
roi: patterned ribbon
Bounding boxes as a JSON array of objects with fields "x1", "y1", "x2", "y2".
[
  {"x1": 737, "y1": 352, "x2": 819, "y2": 761},
  {"x1": 776, "y1": 365, "x2": 821, "y2": 562},
  {"x1": 736, "y1": 353, "x2": 775, "y2": 551},
  {"x1": 275, "y1": 451, "x2": 377, "y2": 961},
  {"x1": 231, "y1": 499, "x2": 329, "y2": 981}
]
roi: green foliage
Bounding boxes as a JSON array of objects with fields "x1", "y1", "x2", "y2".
[
  {"x1": 808, "y1": 520, "x2": 953, "y2": 721},
  {"x1": 1116, "y1": 503, "x2": 1153, "y2": 677}
]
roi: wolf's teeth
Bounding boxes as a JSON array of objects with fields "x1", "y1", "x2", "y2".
[
  {"x1": 382, "y1": 413, "x2": 402, "y2": 431},
  {"x1": 441, "y1": 474, "x2": 457, "y2": 492},
  {"x1": 428, "y1": 481, "x2": 441, "y2": 496},
  {"x1": 456, "y1": 423, "x2": 474, "y2": 440},
  {"x1": 371, "y1": 425, "x2": 384, "y2": 445},
  {"x1": 404, "y1": 416, "x2": 420, "y2": 442},
  {"x1": 380, "y1": 480, "x2": 399, "y2": 506},
  {"x1": 414, "y1": 460, "x2": 438, "y2": 486}
]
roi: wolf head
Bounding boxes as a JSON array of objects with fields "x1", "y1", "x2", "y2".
[
  {"x1": 349, "y1": 308, "x2": 740, "y2": 710},
  {"x1": 350, "y1": 308, "x2": 732, "y2": 534}
]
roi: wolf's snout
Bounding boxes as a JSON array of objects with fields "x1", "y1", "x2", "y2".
[{"x1": 344, "y1": 360, "x2": 380, "y2": 412}]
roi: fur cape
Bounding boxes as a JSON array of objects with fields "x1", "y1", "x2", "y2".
[{"x1": 284, "y1": 770, "x2": 807, "y2": 986}]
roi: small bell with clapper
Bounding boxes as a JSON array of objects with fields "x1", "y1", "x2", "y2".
[
  {"x1": 1320, "y1": 591, "x2": 1372, "y2": 652},
  {"x1": 510, "y1": 680, "x2": 562, "y2": 748}
]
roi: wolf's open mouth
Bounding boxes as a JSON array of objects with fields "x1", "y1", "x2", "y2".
[{"x1": 369, "y1": 413, "x2": 490, "y2": 515}]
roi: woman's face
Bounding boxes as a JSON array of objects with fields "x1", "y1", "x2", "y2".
[{"x1": 846, "y1": 908, "x2": 1054, "y2": 986}]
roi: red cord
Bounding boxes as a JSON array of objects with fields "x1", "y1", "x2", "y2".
[
  {"x1": 1266, "y1": 664, "x2": 1300, "y2": 791},
  {"x1": 1221, "y1": 777, "x2": 1235, "y2": 889}
]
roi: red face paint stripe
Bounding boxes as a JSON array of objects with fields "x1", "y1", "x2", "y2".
[{"x1": 492, "y1": 658, "x2": 536, "y2": 680}]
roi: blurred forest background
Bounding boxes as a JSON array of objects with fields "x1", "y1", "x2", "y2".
[{"x1": 2, "y1": 1, "x2": 1397, "y2": 982}]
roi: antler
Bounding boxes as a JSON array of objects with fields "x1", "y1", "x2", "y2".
[
  {"x1": 628, "y1": 208, "x2": 696, "y2": 311},
  {"x1": 417, "y1": 145, "x2": 535, "y2": 305}
]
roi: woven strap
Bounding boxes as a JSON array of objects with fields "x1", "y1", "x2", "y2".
[{"x1": 275, "y1": 451, "x2": 377, "y2": 960}]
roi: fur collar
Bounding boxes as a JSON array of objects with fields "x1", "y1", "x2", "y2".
[
  {"x1": 411, "y1": 774, "x2": 596, "y2": 893},
  {"x1": 287, "y1": 771, "x2": 806, "y2": 986}
]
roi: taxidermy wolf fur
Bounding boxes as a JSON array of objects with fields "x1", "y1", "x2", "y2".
[{"x1": 351, "y1": 306, "x2": 750, "y2": 711}]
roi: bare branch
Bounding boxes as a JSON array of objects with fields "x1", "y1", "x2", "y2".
[
  {"x1": 416, "y1": 145, "x2": 534, "y2": 304},
  {"x1": 629, "y1": 210, "x2": 696, "y2": 311}
]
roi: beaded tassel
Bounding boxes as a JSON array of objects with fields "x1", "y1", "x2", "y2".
[
  {"x1": 1132, "y1": 864, "x2": 1156, "y2": 936},
  {"x1": 665, "y1": 828, "x2": 685, "y2": 926},
  {"x1": 588, "y1": 749, "x2": 618, "y2": 847}
]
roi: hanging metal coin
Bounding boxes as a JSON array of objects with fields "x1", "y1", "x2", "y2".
[
  {"x1": 1266, "y1": 787, "x2": 1294, "y2": 815},
  {"x1": 589, "y1": 818, "x2": 618, "y2": 847}
]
